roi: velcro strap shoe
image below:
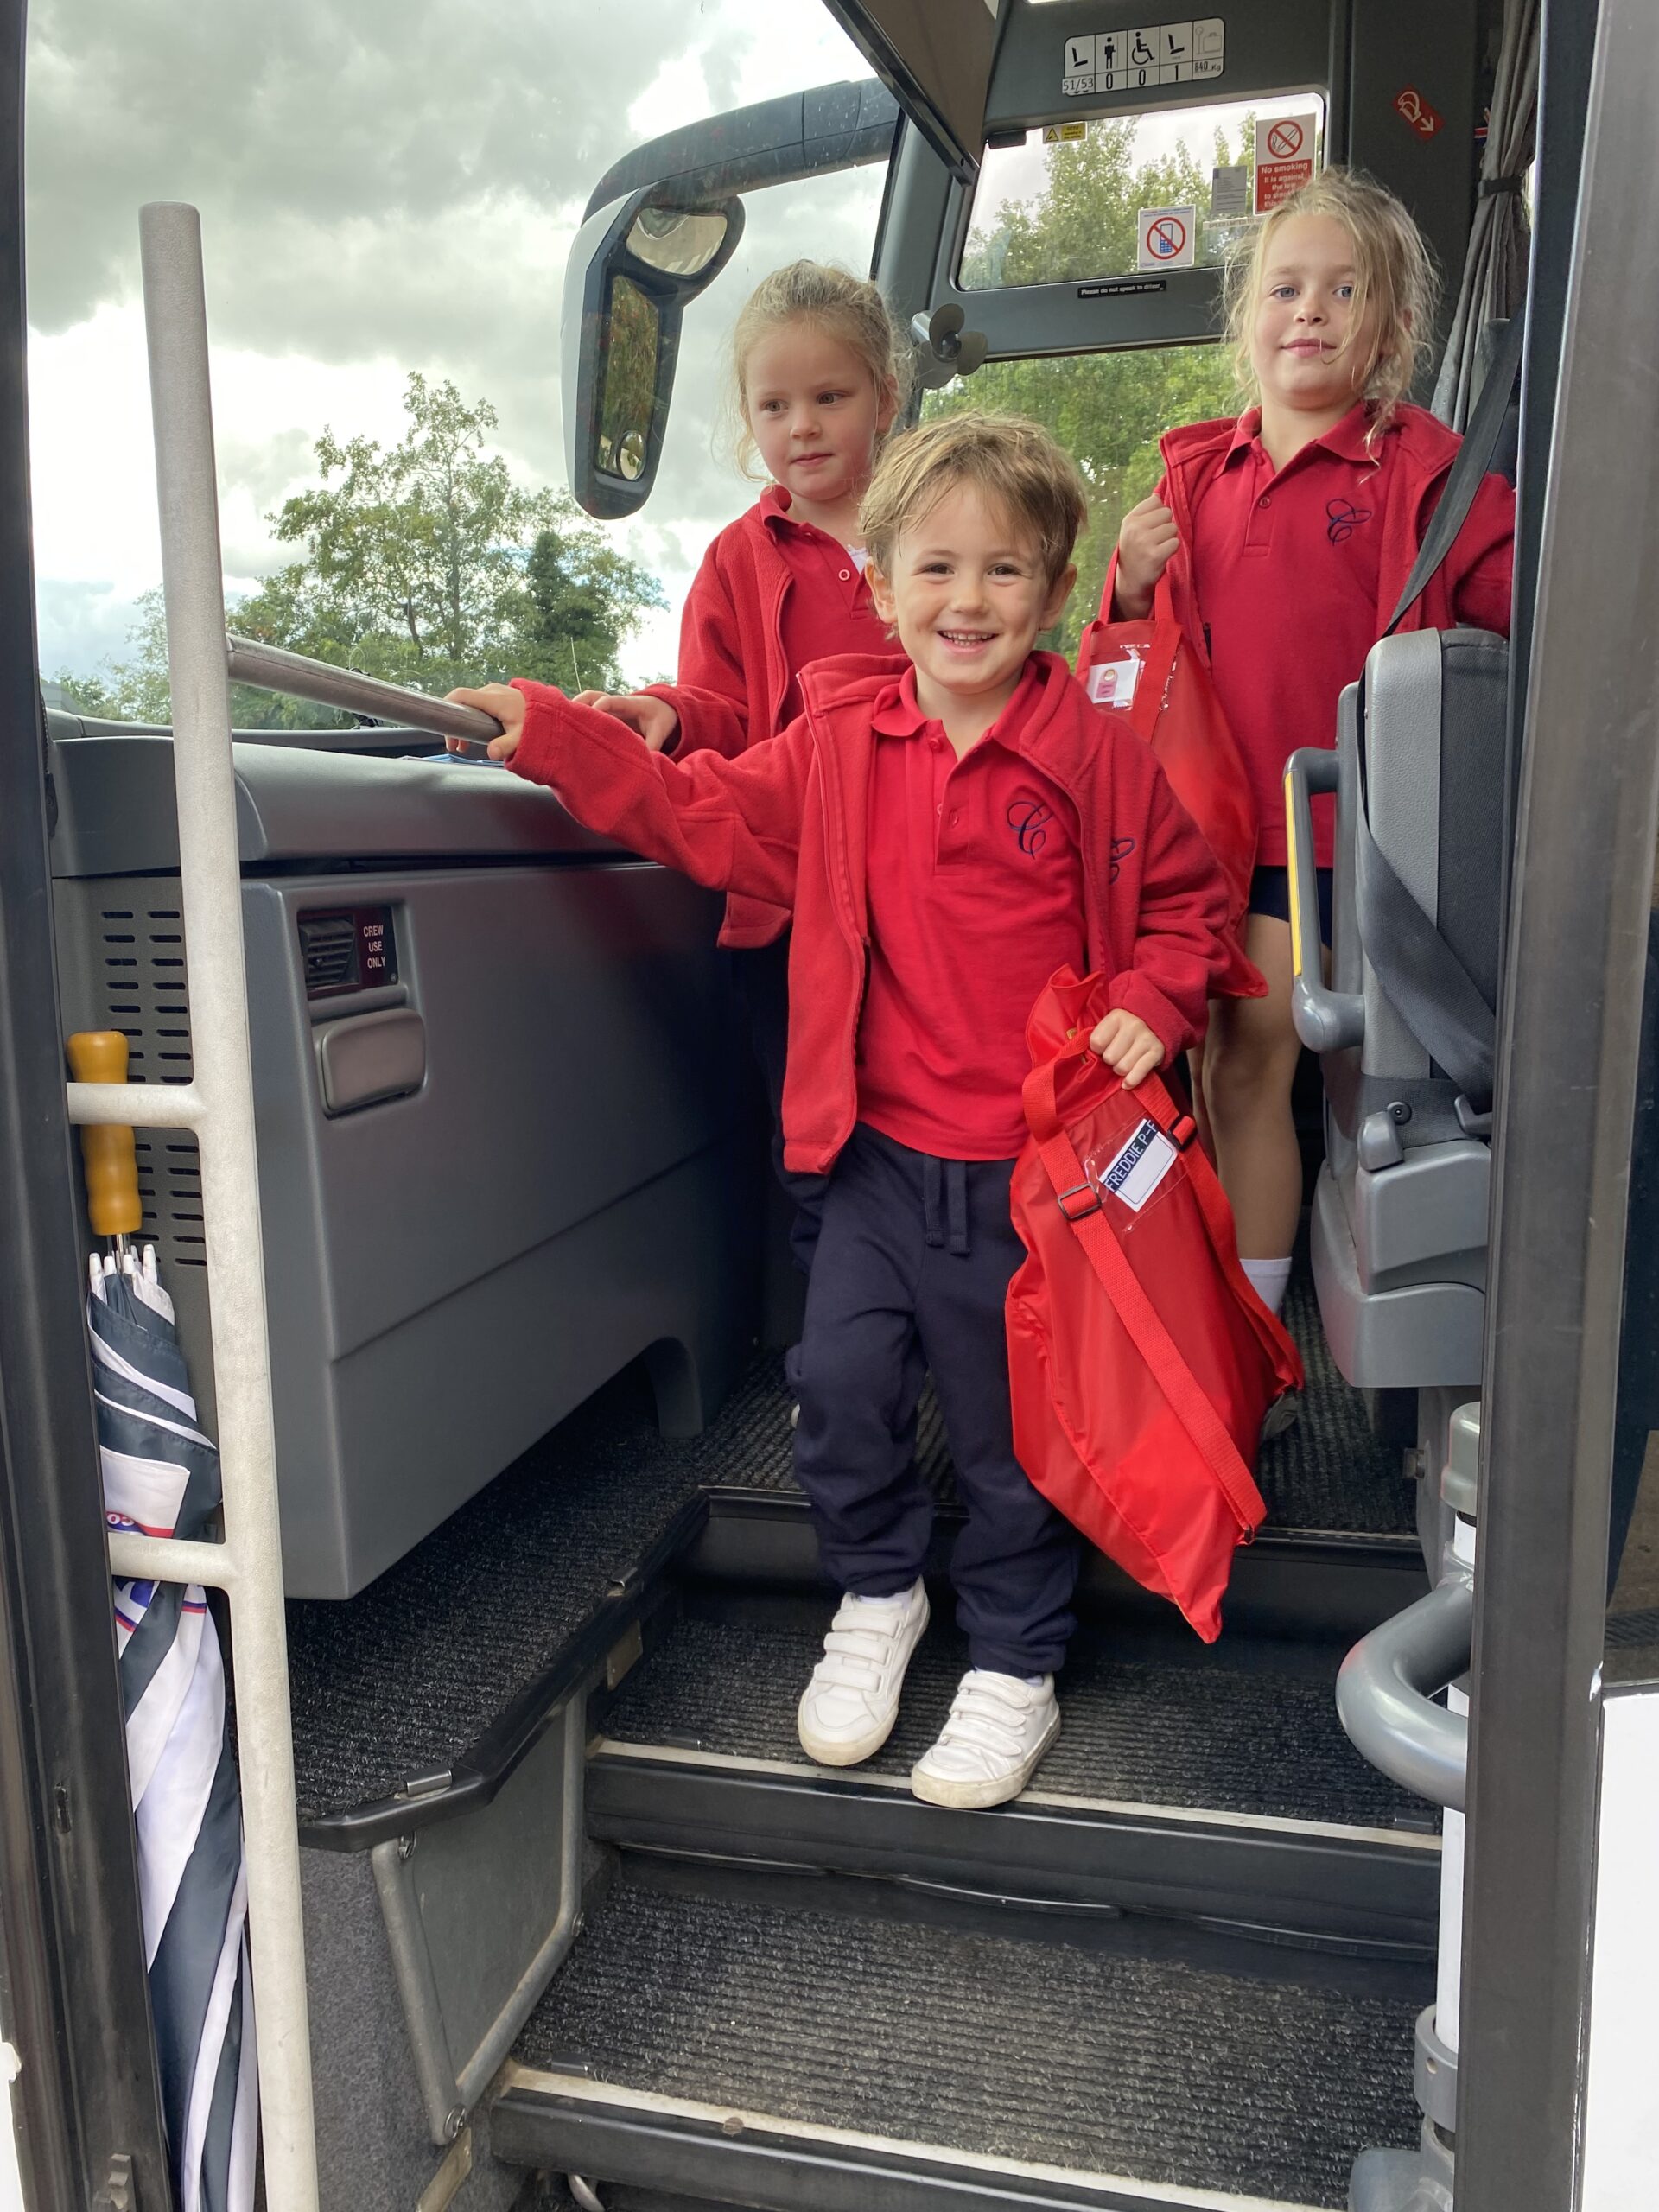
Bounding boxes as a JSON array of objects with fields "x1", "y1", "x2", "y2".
[
  {"x1": 797, "y1": 1580, "x2": 930, "y2": 1767},
  {"x1": 910, "y1": 1669, "x2": 1060, "y2": 1809}
]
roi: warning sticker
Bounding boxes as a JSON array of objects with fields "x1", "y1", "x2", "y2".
[
  {"x1": 1393, "y1": 86, "x2": 1445, "y2": 140},
  {"x1": 1061, "y1": 17, "x2": 1225, "y2": 98},
  {"x1": 1254, "y1": 111, "x2": 1318, "y2": 213},
  {"x1": 1095, "y1": 1118, "x2": 1179, "y2": 1213},
  {"x1": 1043, "y1": 121, "x2": 1088, "y2": 144},
  {"x1": 1085, "y1": 646, "x2": 1147, "y2": 711},
  {"x1": 1136, "y1": 204, "x2": 1197, "y2": 271}
]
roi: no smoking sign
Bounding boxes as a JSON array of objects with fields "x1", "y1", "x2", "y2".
[
  {"x1": 1136, "y1": 204, "x2": 1197, "y2": 271},
  {"x1": 1254, "y1": 111, "x2": 1319, "y2": 213}
]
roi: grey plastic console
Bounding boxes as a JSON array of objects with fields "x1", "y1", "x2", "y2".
[
  {"x1": 1290, "y1": 629, "x2": 1507, "y2": 1393},
  {"x1": 49, "y1": 726, "x2": 756, "y2": 1597}
]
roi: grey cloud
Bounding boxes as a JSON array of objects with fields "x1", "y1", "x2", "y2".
[
  {"x1": 30, "y1": 0, "x2": 892, "y2": 677},
  {"x1": 215, "y1": 423, "x2": 319, "y2": 514},
  {"x1": 25, "y1": 0, "x2": 723, "y2": 340},
  {"x1": 36, "y1": 576, "x2": 149, "y2": 674}
]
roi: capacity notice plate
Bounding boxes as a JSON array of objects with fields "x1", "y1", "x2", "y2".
[{"x1": 1062, "y1": 19, "x2": 1224, "y2": 98}]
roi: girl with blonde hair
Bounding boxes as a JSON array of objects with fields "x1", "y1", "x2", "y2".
[{"x1": 1098, "y1": 167, "x2": 1516, "y2": 1318}]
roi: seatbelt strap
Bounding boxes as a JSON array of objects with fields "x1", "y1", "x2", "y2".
[
  {"x1": 1384, "y1": 311, "x2": 1525, "y2": 638},
  {"x1": 1353, "y1": 798, "x2": 1496, "y2": 1105}
]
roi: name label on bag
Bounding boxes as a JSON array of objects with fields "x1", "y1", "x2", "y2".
[
  {"x1": 1085, "y1": 645, "x2": 1146, "y2": 709},
  {"x1": 1095, "y1": 1118, "x2": 1179, "y2": 1212}
]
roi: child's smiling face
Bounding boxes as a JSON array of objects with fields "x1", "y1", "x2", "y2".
[
  {"x1": 870, "y1": 482, "x2": 1074, "y2": 736},
  {"x1": 1251, "y1": 213, "x2": 1384, "y2": 420}
]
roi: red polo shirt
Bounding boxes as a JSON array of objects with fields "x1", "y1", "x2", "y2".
[
  {"x1": 761, "y1": 485, "x2": 890, "y2": 725},
  {"x1": 1191, "y1": 404, "x2": 1512, "y2": 868},
  {"x1": 857, "y1": 663, "x2": 1086, "y2": 1160}
]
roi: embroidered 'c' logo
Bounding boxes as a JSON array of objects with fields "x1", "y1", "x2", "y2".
[
  {"x1": 1007, "y1": 798, "x2": 1052, "y2": 856},
  {"x1": 1109, "y1": 836, "x2": 1136, "y2": 882},
  {"x1": 1326, "y1": 496, "x2": 1373, "y2": 545}
]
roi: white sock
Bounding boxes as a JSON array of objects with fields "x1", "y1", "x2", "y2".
[
  {"x1": 1242, "y1": 1255, "x2": 1294, "y2": 1316},
  {"x1": 847, "y1": 1586, "x2": 910, "y2": 1611}
]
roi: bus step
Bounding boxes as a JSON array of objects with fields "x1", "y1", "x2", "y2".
[
  {"x1": 586, "y1": 1599, "x2": 1440, "y2": 1955},
  {"x1": 496, "y1": 1855, "x2": 1430, "y2": 2211}
]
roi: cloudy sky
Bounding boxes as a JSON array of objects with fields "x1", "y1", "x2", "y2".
[{"x1": 24, "y1": 0, "x2": 889, "y2": 691}]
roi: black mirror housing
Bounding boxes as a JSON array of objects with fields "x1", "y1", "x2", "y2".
[{"x1": 562, "y1": 191, "x2": 745, "y2": 520}]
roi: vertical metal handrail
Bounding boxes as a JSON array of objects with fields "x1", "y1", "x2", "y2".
[{"x1": 63, "y1": 203, "x2": 320, "y2": 2210}]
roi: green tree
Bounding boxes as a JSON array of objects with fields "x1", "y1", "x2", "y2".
[
  {"x1": 54, "y1": 590, "x2": 174, "y2": 723},
  {"x1": 59, "y1": 376, "x2": 664, "y2": 725},
  {"x1": 937, "y1": 118, "x2": 1255, "y2": 657},
  {"x1": 512, "y1": 520, "x2": 668, "y2": 696}
]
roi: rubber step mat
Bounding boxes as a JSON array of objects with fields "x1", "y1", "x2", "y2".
[
  {"x1": 286, "y1": 1359, "x2": 752, "y2": 1825},
  {"x1": 600, "y1": 1610, "x2": 1429, "y2": 1831},
  {"x1": 514, "y1": 1872, "x2": 1422, "y2": 2208},
  {"x1": 288, "y1": 1268, "x2": 1409, "y2": 1827}
]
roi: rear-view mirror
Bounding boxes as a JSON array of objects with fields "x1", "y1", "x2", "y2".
[{"x1": 563, "y1": 192, "x2": 745, "y2": 519}]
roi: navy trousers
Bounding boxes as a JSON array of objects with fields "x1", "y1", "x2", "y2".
[
  {"x1": 732, "y1": 936, "x2": 826, "y2": 1275},
  {"x1": 791, "y1": 1122, "x2": 1081, "y2": 1677}
]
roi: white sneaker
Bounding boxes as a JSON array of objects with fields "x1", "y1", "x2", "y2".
[
  {"x1": 797, "y1": 1581, "x2": 930, "y2": 1767},
  {"x1": 910, "y1": 1669, "x2": 1060, "y2": 1809}
]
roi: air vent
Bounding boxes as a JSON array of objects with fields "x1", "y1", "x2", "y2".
[
  {"x1": 96, "y1": 901, "x2": 202, "y2": 1265},
  {"x1": 297, "y1": 906, "x2": 397, "y2": 999},
  {"x1": 299, "y1": 912, "x2": 359, "y2": 996}
]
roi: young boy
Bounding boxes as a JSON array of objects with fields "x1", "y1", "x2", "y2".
[{"x1": 452, "y1": 412, "x2": 1230, "y2": 1808}]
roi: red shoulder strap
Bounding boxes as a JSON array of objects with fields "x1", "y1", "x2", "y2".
[{"x1": 1022, "y1": 1055, "x2": 1266, "y2": 1534}]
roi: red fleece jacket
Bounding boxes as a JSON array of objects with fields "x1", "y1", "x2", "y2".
[
  {"x1": 509, "y1": 652, "x2": 1231, "y2": 1177},
  {"x1": 511, "y1": 650, "x2": 1238, "y2": 1185},
  {"x1": 639, "y1": 499, "x2": 802, "y2": 950},
  {"x1": 1103, "y1": 403, "x2": 1515, "y2": 654}
]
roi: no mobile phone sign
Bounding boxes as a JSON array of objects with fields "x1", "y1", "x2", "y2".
[
  {"x1": 1254, "y1": 111, "x2": 1319, "y2": 213},
  {"x1": 1136, "y1": 205, "x2": 1197, "y2": 271}
]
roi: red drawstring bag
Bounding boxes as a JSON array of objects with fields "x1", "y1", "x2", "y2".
[
  {"x1": 1005, "y1": 970, "x2": 1304, "y2": 1640},
  {"x1": 1076, "y1": 574, "x2": 1262, "y2": 1001}
]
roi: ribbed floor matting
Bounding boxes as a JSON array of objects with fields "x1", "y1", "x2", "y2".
[
  {"x1": 286, "y1": 1360, "x2": 760, "y2": 1825},
  {"x1": 601, "y1": 1612, "x2": 1427, "y2": 1828},
  {"x1": 516, "y1": 1878, "x2": 1420, "y2": 2207},
  {"x1": 289, "y1": 1264, "x2": 1407, "y2": 1825}
]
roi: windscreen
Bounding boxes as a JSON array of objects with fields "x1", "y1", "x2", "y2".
[
  {"x1": 26, "y1": 0, "x2": 878, "y2": 724},
  {"x1": 961, "y1": 93, "x2": 1326, "y2": 289}
]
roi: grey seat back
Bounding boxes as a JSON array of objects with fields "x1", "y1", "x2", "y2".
[{"x1": 1310, "y1": 627, "x2": 1509, "y2": 1392}]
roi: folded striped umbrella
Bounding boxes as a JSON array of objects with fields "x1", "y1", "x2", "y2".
[{"x1": 90, "y1": 1244, "x2": 257, "y2": 2212}]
